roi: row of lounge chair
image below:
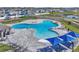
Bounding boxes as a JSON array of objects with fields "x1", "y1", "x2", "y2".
[
  {"x1": 37, "y1": 42, "x2": 73, "y2": 52},
  {"x1": 37, "y1": 31, "x2": 79, "y2": 52},
  {"x1": 37, "y1": 44, "x2": 67, "y2": 52}
]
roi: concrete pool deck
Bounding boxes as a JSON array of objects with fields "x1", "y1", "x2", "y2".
[{"x1": 7, "y1": 29, "x2": 50, "y2": 52}]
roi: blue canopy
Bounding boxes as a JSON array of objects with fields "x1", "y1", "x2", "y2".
[
  {"x1": 38, "y1": 46, "x2": 52, "y2": 52},
  {"x1": 46, "y1": 31, "x2": 79, "y2": 47},
  {"x1": 51, "y1": 44, "x2": 67, "y2": 52},
  {"x1": 68, "y1": 32, "x2": 77, "y2": 37},
  {"x1": 68, "y1": 31, "x2": 79, "y2": 38},
  {"x1": 46, "y1": 37, "x2": 62, "y2": 46},
  {"x1": 76, "y1": 33, "x2": 79, "y2": 37},
  {"x1": 59, "y1": 35, "x2": 75, "y2": 42}
]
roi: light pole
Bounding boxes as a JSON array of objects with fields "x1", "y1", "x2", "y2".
[{"x1": 71, "y1": 42, "x2": 74, "y2": 52}]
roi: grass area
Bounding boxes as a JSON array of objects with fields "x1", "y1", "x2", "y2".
[
  {"x1": 19, "y1": 16, "x2": 37, "y2": 19},
  {"x1": 74, "y1": 38, "x2": 79, "y2": 52},
  {"x1": 0, "y1": 43, "x2": 13, "y2": 52},
  {"x1": 60, "y1": 20, "x2": 79, "y2": 33},
  {"x1": 2, "y1": 19, "x2": 25, "y2": 24},
  {"x1": 49, "y1": 11, "x2": 79, "y2": 15},
  {"x1": 74, "y1": 46, "x2": 79, "y2": 52}
]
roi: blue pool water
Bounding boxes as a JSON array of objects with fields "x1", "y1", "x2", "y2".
[{"x1": 11, "y1": 20, "x2": 59, "y2": 39}]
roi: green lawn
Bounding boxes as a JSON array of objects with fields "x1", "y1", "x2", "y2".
[
  {"x1": 19, "y1": 16, "x2": 37, "y2": 19},
  {"x1": 60, "y1": 20, "x2": 79, "y2": 33},
  {"x1": 2, "y1": 19, "x2": 25, "y2": 24},
  {"x1": 74, "y1": 46, "x2": 79, "y2": 52},
  {"x1": 0, "y1": 44, "x2": 13, "y2": 52},
  {"x1": 49, "y1": 11, "x2": 79, "y2": 15}
]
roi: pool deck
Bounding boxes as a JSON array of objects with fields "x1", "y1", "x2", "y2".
[
  {"x1": 7, "y1": 29, "x2": 50, "y2": 52},
  {"x1": 52, "y1": 27, "x2": 69, "y2": 36}
]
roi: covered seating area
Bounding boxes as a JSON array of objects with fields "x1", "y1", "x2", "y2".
[
  {"x1": 37, "y1": 31, "x2": 79, "y2": 52},
  {"x1": 0, "y1": 24, "x2": 11, "y2": 41}
]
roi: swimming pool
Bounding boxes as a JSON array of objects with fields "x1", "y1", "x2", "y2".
[{"x1": 11, "y1": 20, "x2": 59, "y2": 39}]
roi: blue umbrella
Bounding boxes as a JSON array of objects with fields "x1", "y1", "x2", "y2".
[
  {"x1": 59, "y1": 35, "x2": 75, "y2": 42},
  {"x1": 68, "y1": 31, "x2": 77, "y2": 37},
  {"x1": 68, "y1": 31, "x2": 79, "y2": 38},
  {"x1": 75, "y1": 33, "x2": 79, "y2": 38},
  {"x1": 46, "y1": 37, "x2": 62, "y2": 46}
]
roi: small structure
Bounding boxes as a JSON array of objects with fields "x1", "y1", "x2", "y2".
[
  {"x1": 66, "y1": 15, "x2": 79, "y2": 19},
  {"x1": 71, "y1": 20, "x2": 79, "y2": 28},
  {"x1": 0, "y1": 24, "x2": 11, "y2": 41}
]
